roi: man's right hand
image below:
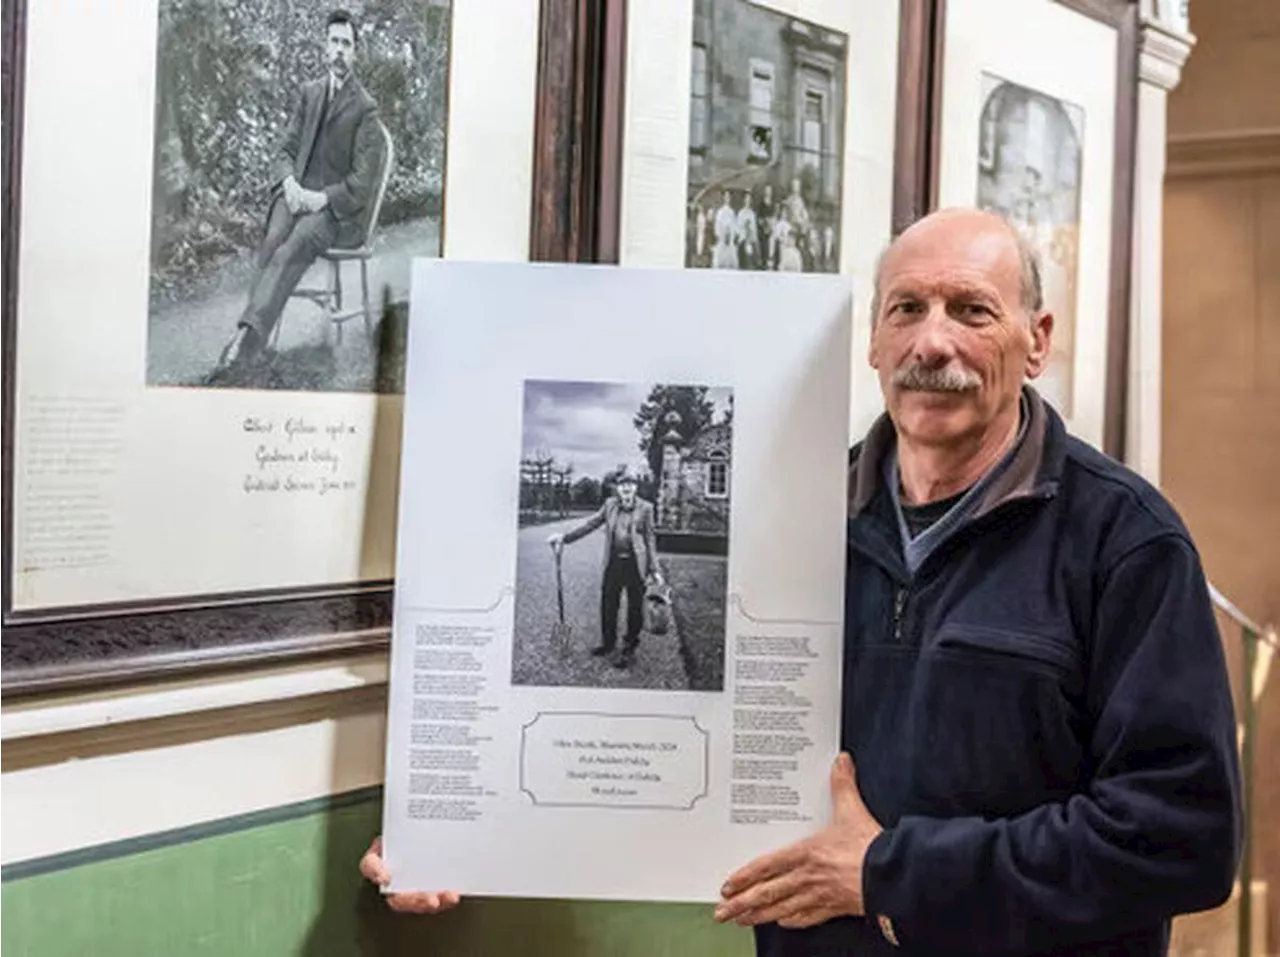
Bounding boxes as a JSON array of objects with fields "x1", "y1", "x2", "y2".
[
  {"x1": 547, "y1": 533, "x2": 564, "y2": 552},
  {"x1": 282, "y1": 175, "x2": 303, "y2": 214},
  {"x1": 359, "y1": 836, "x2": 461, "y2": 915}
]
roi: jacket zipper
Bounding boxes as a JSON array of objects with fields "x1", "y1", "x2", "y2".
[{"x1": 892, "y1": 586, "x2": 908, "y2": 641}]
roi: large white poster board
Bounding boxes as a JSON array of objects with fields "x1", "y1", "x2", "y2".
[{"x1": 381, "y1": 261, "x2": 852, "y2": 902}]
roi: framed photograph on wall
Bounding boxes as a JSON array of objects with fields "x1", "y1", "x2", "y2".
[
  {"x1": 1, "y1": 0, "x2": 546, "y2": 695},
  {"x1": 605, "y1": 0, "x2": 909, "y2": 440},
  {"x1": 930, "y1": 0, "x2": 1138, "y2": 454}
]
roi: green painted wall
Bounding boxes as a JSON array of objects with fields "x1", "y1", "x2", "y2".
[{"x1": 1, "y1": 791, "x2": 753, "y2": 957}]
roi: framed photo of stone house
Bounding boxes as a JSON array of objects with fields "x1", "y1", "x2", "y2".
[
  {"x1": 0, "y1": 0, "x2": 570, "y2": 694},
  {"x1": 606, "y1": 0, "x2": 911, "y2": 440},
  {"x1": 929, "y1": 0, "x2": 1139, "y2": 456}
]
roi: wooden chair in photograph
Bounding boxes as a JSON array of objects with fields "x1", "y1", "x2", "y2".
[{"x1": 277, "y1": 120, "x2": 395, "y2": 348}]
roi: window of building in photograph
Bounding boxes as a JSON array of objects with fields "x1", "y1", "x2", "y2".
[
  {"x1": 706, "y1": 453, "x2": 729, "y2": 499},
  {"x1": 801, "y1": 89, "x2": 824, "y2": 166},
  {"x1": 748, "y1": 58, "x2": 775, "y2": 161},
  {"x1": 690, "y1": 42, "x2": 709, "y2": 159}
]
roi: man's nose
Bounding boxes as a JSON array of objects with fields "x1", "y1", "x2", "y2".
[{"x1": 911, "y1": 303, "x2": 958, "y2": 365}]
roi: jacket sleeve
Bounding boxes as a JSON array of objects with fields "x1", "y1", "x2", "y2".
[
  {"x1": 861, "y1": 533, "x2": 1243, "y2": 957},
  {"x1": 323, "y1": 107, "x2": 386, "y2": 220},
  {"x1": 273, "y1": 89, "x2": 308, "y2": 187},
  {"x1": 644, "y1": 505, "x2": 661, "y2": 577},
  {"x1": 563, "y1": 506, "x2": 607, "y2": 545}
]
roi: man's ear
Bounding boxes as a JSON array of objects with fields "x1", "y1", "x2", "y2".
[{"x1": 1023, "y1": 310, "x2": 1054, "y2": 379}]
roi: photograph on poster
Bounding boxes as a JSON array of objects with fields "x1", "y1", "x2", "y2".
[
  {"x1": 511, "y1": 379, "x2": 733, "y2": 693},
  {"x1": 145, "y1": 0, "x2": 452, "y2": 394},
  {"x1": 684, "y1": 0, "x2": 847, "y2": 274},
  {"x1": 976, "y1": 71, "x2": 1084, "y2": 418}
]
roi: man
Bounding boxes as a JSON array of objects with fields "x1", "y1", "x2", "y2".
[
  {"x1": 546, "y1": 465, "x2": 664, "y2": 670},
  {"x1": 714, "y1": 207, "x2": 1242, "y2": 956},
  {"x1": 358, "y1": 208, "x2": 1242, "y2": 954},
  {"x1": 217, "y1": 9, "x2": 386, "y2": 372},
  {"x1": 712, "y1": 191, "x2": 740, "y2": 269}
]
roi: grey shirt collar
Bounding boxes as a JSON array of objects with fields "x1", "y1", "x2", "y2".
[{"x1": 886, "y1": 395, "x2": 1030, "y2": 575}]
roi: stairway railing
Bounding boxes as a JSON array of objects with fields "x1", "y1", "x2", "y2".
[{"x1": 1208, "y1": 583, "x2": 1277, "y2": 957}]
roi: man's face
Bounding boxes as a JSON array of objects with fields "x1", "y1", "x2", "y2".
[
  {"x1": 618, "y1": 481, "x2": 637, "y2": 506},
  {"x1": 868, "y1": 212, "x2": 1052, "y2": 447},
  {"x1": 327, "y1": 21, "x2": 356, "y2": 79}
]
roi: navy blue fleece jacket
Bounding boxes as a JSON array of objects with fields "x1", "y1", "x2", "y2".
[{"x1": 756, "y1": 388, "x2": 1242, "y2": 957}]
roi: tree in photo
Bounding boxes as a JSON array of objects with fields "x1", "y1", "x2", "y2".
[{"x1": 633, "y1": 386, "x2": 715, "y2": 480}]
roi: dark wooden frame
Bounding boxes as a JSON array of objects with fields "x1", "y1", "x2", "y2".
[
  {"x1": 921, "y1": 0, "x2": 1138, "y2": 460},
  {"x1": 583, "y1": 1, "x2": 939, "y2": 262},
  {"x1": 0, "y1": 0, "x2": 606, "y2": 698},
  {"x1": 529, "y1": 0, "x2": 628, "y2": 263},
  {"x1": 892, "y1": 0, "x2": 945, "y2": 237}
]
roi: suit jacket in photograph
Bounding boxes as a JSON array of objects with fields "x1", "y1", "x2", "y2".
[
  {"x1": 272, "y1": 76, "x2": 386, "y2": 247},
  {"x1": 563, "y1": 497, "x2": 661, "y2": 580}
]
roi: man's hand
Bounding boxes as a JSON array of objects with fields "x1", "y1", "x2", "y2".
[
  {"x1": 359, "y1": 836, "x2": 461, "y2": 915},
  {"x1": 547, "y1": 533, "x2": 564, "y2": 552},
  {"x1": 282, "y1": 175, "x2": 303, "y2": 215},
  {"x1": 300, "y1": 188, "x2": 329, "y2": 213},
  {"x1": 714, "y1": 753, "x2": 882, "y2": 930}
]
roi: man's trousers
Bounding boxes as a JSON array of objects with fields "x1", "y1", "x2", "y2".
[
  {"x1": 239, "y1": 197, "x2": 339, "y2": 341},
  {"x1": 600, "y1": 554, "x2": 644, "y2": 651}
]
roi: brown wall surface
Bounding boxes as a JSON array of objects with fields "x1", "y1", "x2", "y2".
[{"x1": 1164, "y1": 1, "x2": 1280, "y2": 950}]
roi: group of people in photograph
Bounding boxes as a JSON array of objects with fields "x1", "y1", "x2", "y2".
[{"x1": 686, "y1": 176, "x2": 838, "y2": 273}]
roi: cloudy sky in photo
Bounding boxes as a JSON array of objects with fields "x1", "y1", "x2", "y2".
[{"x1": 520, "y1": 380, "x2": 731, "y2": 483}]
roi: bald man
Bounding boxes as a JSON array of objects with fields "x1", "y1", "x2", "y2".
[
  {"x1": 716, "y1": 208, "x2": 1242, "y2": 956},
  {"x1": 359, "y1": 208, "x2": 1242, "y2": 957}
]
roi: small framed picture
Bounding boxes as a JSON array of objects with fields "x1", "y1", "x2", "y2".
[
  {"x1": 931, "y1": 0, "x2": 1138, "y2": 453},
  {"x1": 613, "y1": 0, "x2": 904, "y2": 289}
]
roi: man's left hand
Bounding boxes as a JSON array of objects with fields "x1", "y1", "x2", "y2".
[
  {"x1": 301, "y1": 189, "x2": 329, "y2": 213},
  {"x1": 715, "y1": 753, "x2": 883, "y2": 930}
]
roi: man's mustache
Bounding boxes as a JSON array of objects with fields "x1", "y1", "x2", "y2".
[{"x1": 891, "y1": 361, "x2": 981, "y2": 393}]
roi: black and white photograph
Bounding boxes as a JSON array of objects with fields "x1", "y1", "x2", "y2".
[
  {"x1": 684, "y1": 0, "x2": 847, "y2": 274},
  {"x1": 145, "y1": 0, "x2": 452, "y2": 393},
  {"x1": 976, "y1": 72, "x2": 1084, "y2": 417},
  {"x1": 511, "y1": 380, "x2": 734, "y2": 693}
]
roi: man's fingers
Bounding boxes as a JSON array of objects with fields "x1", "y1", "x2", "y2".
[
  {"x1": 359, "y1": 851, "x2": 390, "y2": 885},
  {"x1": 715, "y1": 872, "x2": 809, "y2": 925},
  {"x1": 385, "y1": 890, "x2": 461, "y2": 914},
  {"x1": 721, "y1": 842, "x2": 808, "y2": 898},
  {"x1": 829, "y1": 752, "x2": 859, "y2": 823},
  {"x1": 358, "y1": 837, "x2": 390, "y2": 886},
  {"x1": 730, "y1": 888, "x2": 825, "y2": 928},
  {"x1": 830, "y1": 752, "x2": 872, "y2": 826},
  {"x1": 388, "y1": 892, "x2": 443, "y2": 914}
]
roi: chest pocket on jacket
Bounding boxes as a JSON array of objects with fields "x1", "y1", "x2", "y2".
[
  {"x1": 932, "y1": 623, "x2": 1080, "y2": 683},
  {"x1": 906, "y1": 623, "x2": 1085, "y2": 815}
]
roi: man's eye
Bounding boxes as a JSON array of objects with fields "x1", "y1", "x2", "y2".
[{"x1": 956, "y1": 303, "x2": 991, "y2": 321}]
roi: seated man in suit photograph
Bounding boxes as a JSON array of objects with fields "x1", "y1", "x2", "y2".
[
  {"x1": 547, "y1": 465, "x2": 665, "y2": 670},
  {"x1": 217, "y1": 8, "x2": 386, "y2": 373}
]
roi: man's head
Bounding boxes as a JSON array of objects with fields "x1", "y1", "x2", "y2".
[
  {"x1": 326, "y1": 9, "x2": 358, "y2": 81},
  {"x1": 615, "y1": 466, "x2": 639, "y2": 507},
  {"x1": 868, "y1": 207, "x2": 1052, "y2": 448}
]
